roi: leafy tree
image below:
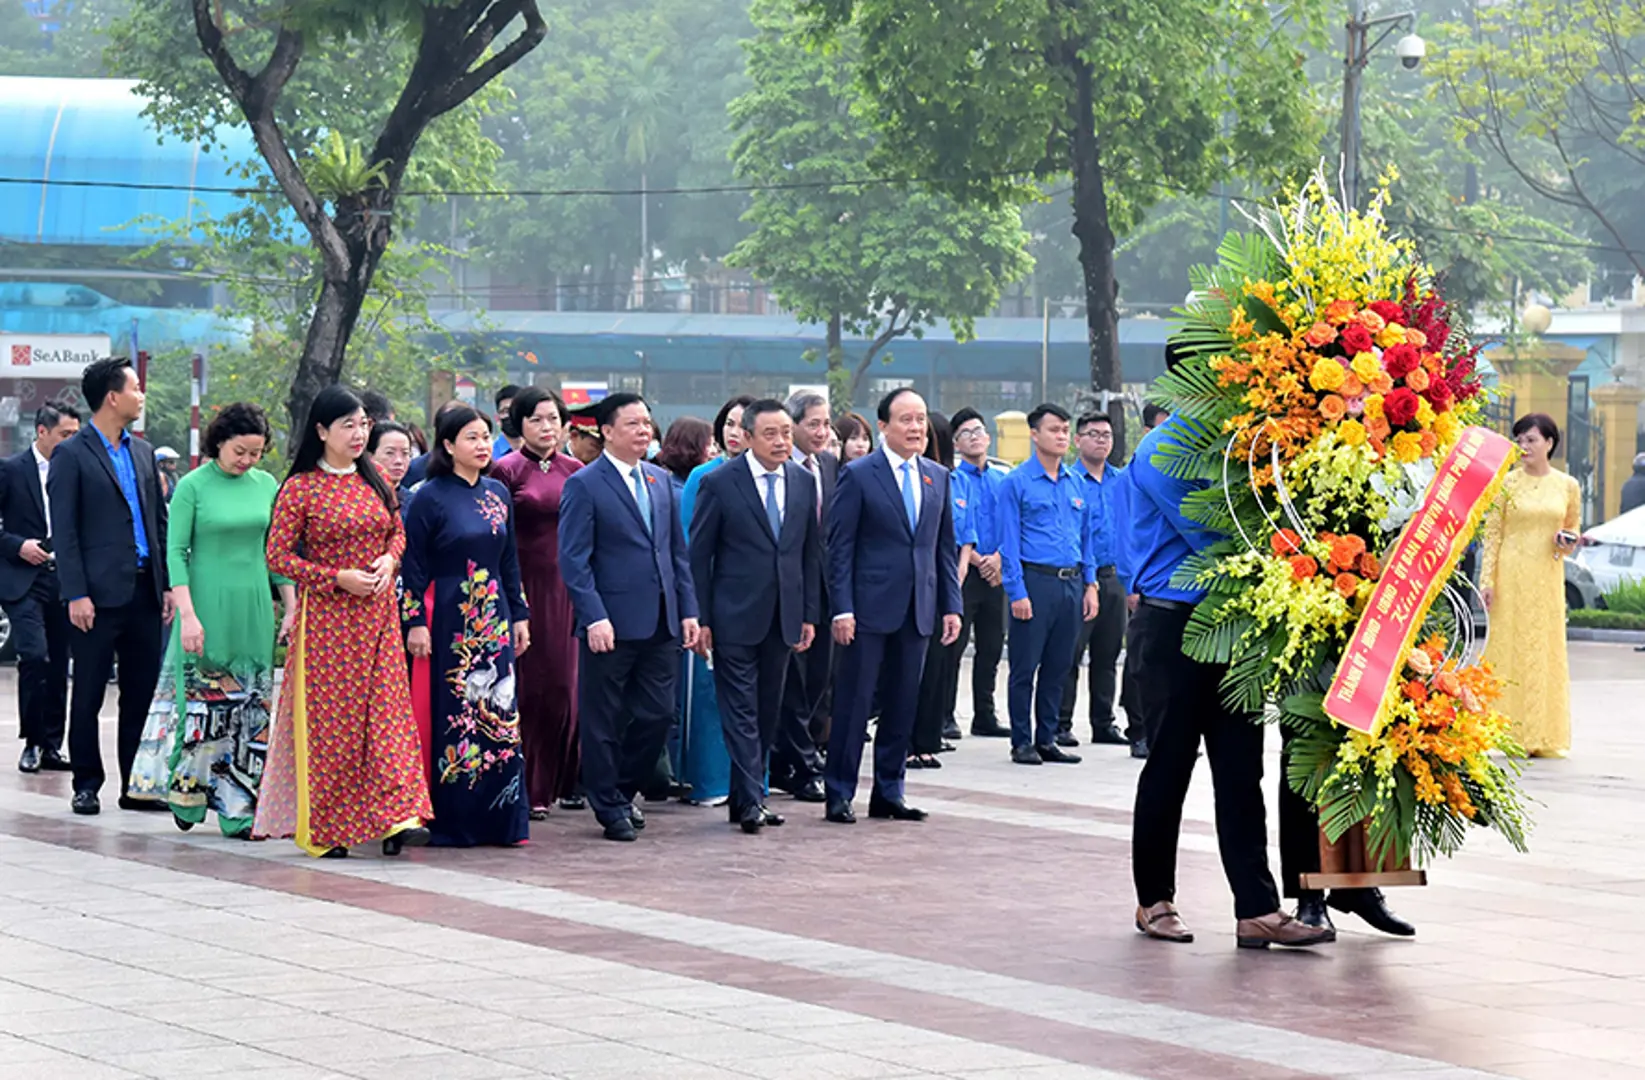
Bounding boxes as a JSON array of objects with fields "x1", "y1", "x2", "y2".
[
  {"x1": 1435, "y1": 0, "x2": 1645, "y2": 280},
  {"x1": 727, "y1": 0, "x2": 1032, "y2": 411},
  {"x1": 105, "y1": 0, "x2": 545, "y2": 447},
  {"x1": 800, "y1": 0, "x2": 1324, "y2": 446}
]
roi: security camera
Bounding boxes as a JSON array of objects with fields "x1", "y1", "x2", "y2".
[{"x1": 1395, "y1": 33, "x2": 1426, "y2": 70}]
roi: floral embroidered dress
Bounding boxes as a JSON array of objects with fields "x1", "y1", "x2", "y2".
[
  {"x1": 402, "y1": 474, "x2": 530, "y2": 846},
  {"x1": 128, "y1": 463, "x2": 285, "y2": 836},
  {"x1": 257, "y1": 469, "x2": 432, "y2": 855}
]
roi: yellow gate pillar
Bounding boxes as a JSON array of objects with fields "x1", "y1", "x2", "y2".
[
  {"x1": 1590, "y1": 382, "x2": 1645, "y2": 521},
  {"x1": 994, "y1": 410, "x2": 1030, "y2": 465},
  {"x1": 1484, "y1": 343, "x2": 1586, "y2": 467}
]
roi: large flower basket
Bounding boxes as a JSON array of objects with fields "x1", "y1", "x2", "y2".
[{"x1": 1302, "y1": 821, "x2": 1427, "y2": 890}]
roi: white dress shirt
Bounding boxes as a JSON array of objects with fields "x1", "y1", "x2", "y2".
[
  {"x1": 882, "y1": 443, "x2": 922, "y2": 519},
  {"x1": 32, "y1": 445, "x2": 51, "y2": 537},
  {"x1": 747, "y1": 452, "x2": 786, "y2": 524},
  {"x1": 602, "y1": 450, "x2": 650, "y2": 517}
]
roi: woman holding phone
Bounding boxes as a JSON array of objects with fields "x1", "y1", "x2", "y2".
[{"x1": 1479, "y1": 412, "x2": 1583, "y2": 758}]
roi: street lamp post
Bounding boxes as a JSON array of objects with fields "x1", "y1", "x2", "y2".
[{"x1": 1340, "y1": 0, "x2": 1425, "y2": 207}]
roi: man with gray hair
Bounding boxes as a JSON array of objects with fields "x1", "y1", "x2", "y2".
[
  {"x1": 1621, "y1": 452, "x2": 1645, "y2": 515},
  {"x1": 768, "y1": 390, "x2": 838, "y2": 802}
]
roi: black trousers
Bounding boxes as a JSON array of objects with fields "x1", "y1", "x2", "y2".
[
  {"x1": 1058, "y1": 568, "x2": 1128, "y2": 737},
  {"x1": 578, "y1": 629, "x2": 679, "y2": 827},
  {"x1": 11, "y1": 575, "x2": 70, "y2": 751},
  {"x1": 711, "y1": 624, "x2": 792, "y2": 821},
  {"x1": 1130, "y1": 603, "x2": 1281, "y2": 920},
  {"x1": 825, "y1": 615, "x2": 927, "y2": 805},
  {"x1": 1277, "y1": 727, "x2": 1323, "y2": 899},
  {"x1": 911, "y1": 621, "x2": 962, "y2": 755},
  {"x1": 1120, "y1": 609, "x2": 1148, "y2": 742},
  {"x1": 956, "y1": 572, "x2": 1005, "y2": 727},
  {"x1": 772, "y1": 628, "x2": 830, "y2": 788},
  {"x1": 68, "y1": 573, "x2": 163, "y2": 796}
]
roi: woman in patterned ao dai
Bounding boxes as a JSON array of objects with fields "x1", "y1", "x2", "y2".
[
  {"x1": 403, "y1": 405, "x2": 532, "y2": 847},
  {"x1": 1480, "y1": 412, "x2": 1584, "y2": 758},
  {"x1": 257, "y1": 387, "x2": 433, "y2": 857}
]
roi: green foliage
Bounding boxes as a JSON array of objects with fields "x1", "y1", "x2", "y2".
[
  {"x1": 1600, "y1": 578, "x2": 1645, "y2": 616},
  {"x1": 307, "y1": 131, "x2": 391, "y2": 203},
  {"x1": 726, "y1": 0, "x2": 1031, "y2": 406},
  {"x1": 1569, "y1": 607, "x2": 1645, "y2": 631}
]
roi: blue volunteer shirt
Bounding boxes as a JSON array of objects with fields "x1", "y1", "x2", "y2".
[
  {"x1": 493, "y1": 433, "x2": 514, "y2": 461},
  {"x1": 92, "y1": 425, "x2": 150, "y2": 564},
  {"x1": 951, "y1": 459, "x2": 1005, "y2": 556},
  {"x1": 998, "y1": 454, "x2": 1098, "y2": 604},
  {"x1": 1072, "y1": 459, "x2": 1122, "y2": 570},
  {"x1": 1125, "y1": 417, "x2": 1222, "y2": 603}
]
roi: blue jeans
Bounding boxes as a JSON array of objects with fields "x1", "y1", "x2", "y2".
[{"x1": 1007, "y1": 570, "x2": 1082, "y2": 750}]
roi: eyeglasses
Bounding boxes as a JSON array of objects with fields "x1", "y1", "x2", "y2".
[
  {"x1": 955, "y1": 426, "x2": 988, "y2": 439},
  {"x1": 1078, "y1": 430, "x2": 1113, "y2": 440}
]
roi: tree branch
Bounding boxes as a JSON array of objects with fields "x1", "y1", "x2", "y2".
[
  {"x1": 852, "y1": 304, "x2": 915, "y2": 397},
  {"x1": 434, "y1": 1, "x2": 548, "y2": 118}
]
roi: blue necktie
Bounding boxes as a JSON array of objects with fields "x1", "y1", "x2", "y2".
[
  {"x1": 901, "y1": 461, "x2": 918, "y2": 531},
  {"x1": 764, "y1": 473, "x2": 782, "y2": 538},
  {"x1": 631, "y1": 466, "x2": 651, "y2": 533}
]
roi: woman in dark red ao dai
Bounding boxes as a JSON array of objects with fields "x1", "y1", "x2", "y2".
[{"x1": 491, "y1": 387, "x2": 586, "y2": 819}]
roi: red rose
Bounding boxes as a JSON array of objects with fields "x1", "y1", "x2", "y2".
[
  {"x1": 1383, "y1": 344, "x2": 1421, "y2": 379},
  {"x1": 1368, "y1": 300, "x2": 1406, "y2": 325},
  {"x1": 1338, "y1": 323, "x2": 1374, "y2": 355},
  {"x1": 1424, "y1": 378, "x2": 1453, "y2": 411},
  {"x1": 1384, "y1": 387, "x2": 1421, "y2": 427}
]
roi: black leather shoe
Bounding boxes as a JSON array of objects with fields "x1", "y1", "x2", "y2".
[
  {"x1": 1130, "y1": 739, "x2": 1150, "y2": 760},
  {"x1": 791, "y1": 779, "x2": 826, "y2": 803},
  {"x1": 941, "y1": 720, "x2": 963, "y2": 740},
  {"x1": 1329, "y1": 888, "x2": 1416, "y2": 937},
  {"x1": 1054, "y1": 731, "x2": 1080, "y2": 747},
  {"x1": 761, "y1": 807, "x2": 785, "y2": 827},
  {"x1": 1011, "y1": 745, "x2": 1043, "y2": 765},
  {"x1": 320, "y1": 846, "x2": 349, "y2": 858},
  {"x1": 18, "y1": 745, "x2": 41, "y2": 774},
  {"x1": 118, "y1": 796, "x2": 168, "y2": 812},
  {"x1": 1037, "y1": 744, "x2": 1082, "y2": 764},
  {"x1": 739, "y1": 811, "x2": 764, "y2": 834},
  {"x1": 70, "y1": 790, "x2": 99, "y2": 815},
  {"x1": 173, "y1": 814, "x2": 194, "y2": 832},
  {"x1": 629, "y1": 805, "x2": 646, "y2": 830},
  {"x1": 39, "y1": 748, "x2": 71, "y2": 772},
  {"x1": 558, "y1": 795, "x2": 587, "y2": 811},
  {"x1": 971, "y1": 720, "x2": 1010, "y2": 738},
  {"x1": 825, "y1": 800, "x2": 856, "y2": 824},
  {"x1": 1091, "y1": 725, "x2": 1129, "y2": 745},
  {"x1": 868, "y1": 794, "x2": 927, "y2": 821},
  {"x1": 383, "y1": 825, "x2": 430, "y2": 857},
  {"x1": 603, "y1": 817, "x2": 638, "y2": 841},
  {"x1": 1295, "y1": 892, "x2": 1338, "y2": 941}
]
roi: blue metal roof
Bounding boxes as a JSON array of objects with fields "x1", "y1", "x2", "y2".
[{"x1": 0, "y1": 77, "x2": 256, "y2": 246}]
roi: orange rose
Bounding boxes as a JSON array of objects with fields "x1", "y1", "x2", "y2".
[
  {"x1": 1404, "y1": 680, "x2": 1429, "y2": 704},
  {"x1": 1357, "y1": 551, "x2": 1380, "y2": 578},
  {"x1": 1304, "y1": 322, "x2": 1338, "y2": 347},
  {"x1": 1357, "y1": 309, "x2": 1387, "y2": 333},
  {"x1": 1405, "y1": 368, "x2": 1430, "y2": 393},
  {"x1": 1318, "y1": 394, "x2": 1348, "y2": 422},
  {"x1": 1289, "y1": 555, "x2": 1319, "y2": 581},
  {"x1": 1333, "y1": 572, "x2": 1360, "y2": 598},
  {"x1": 1418, "y1": 431, "x2": 1439, "y2": 457},
  {"x1": 1333, "y1": 534, "x2": 1367, "y2": 562},
  {"x1": 1324, "y1": 298, "x2": 1357, "y2": 325},
  {"x1": 1340, "y1": 373, "x2": 1365, "y2": 399},
  {"x1": 1366, "y1": 416, "x2": 1392, "y2": 441},
  {"x1": 1269, "y1": 528, "x2": 1304, "y2": 557},
  {"x1": 1406, "y1": 328, "x2": 1428, "y2": 348},
  {"x1": 1434, "y1": 671, "x2": 1462, "y2": 698},
  {"x1": 1369, "y1": 372, "x2": 1395, "y2": 395}
]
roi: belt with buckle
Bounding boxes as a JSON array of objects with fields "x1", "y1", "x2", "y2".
[
  {"x1": 1139, "y1": 594, "x2": 1196, "y2": 613},
  {"x1": 1021, "y1": 562, "x2": 1081, "y2": 581}
]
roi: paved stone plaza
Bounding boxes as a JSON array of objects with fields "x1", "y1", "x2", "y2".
[{"x1": 1, "y1": 642, "x2": 1642, "y2": 1080}]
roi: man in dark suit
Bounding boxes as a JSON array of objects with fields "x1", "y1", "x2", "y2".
[
  {"x1": 689, "y1": 399, "x2": 822, "y2": 833},
  {"x1": 50, "y1": 357, "x2": 171, "y2": 815},
  {"x1": 559, "y1": 392, "x2": 699, "y2": 842},
  {"x1": 770, "y1": 390, "x2": 837, "y2": 803},
  {"x1": 825, "y1": 388, "x2": 962, "y2": 824},
  {"x1": 2, "y1": 402, "x2": 81, "y2": 774}
]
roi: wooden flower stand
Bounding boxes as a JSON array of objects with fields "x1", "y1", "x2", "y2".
[{"x1": 1298, "y1": 822, "x2": 1427, "y2": 890}]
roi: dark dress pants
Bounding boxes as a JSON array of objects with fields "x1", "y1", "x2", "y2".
[
  {"x1": 1278, "y1": 726, "x2": 1323, "y2": 899},
  {"x1": 957, "y1": 573, "x2": 1005, "y2": 727},
  {"x1": 772, "y1": 631, "x2": 829, "y2": 788},
  {"x1": 11, "y1": 574, "x2": 70, "y2": 751},
  {"x1": 1130, "y1": 602, "x2": 1281, "y2": 920},
  {"x1": 579, "y1": 627, "x2": 679, "y2": 827},
  {"x1": 1059, "y1": 568, "x2": 1129, "y2": 738},
  {"x1": 1006, "y1": 571, "x2": 1082, "y2": 750},
  {"x1": 67, "y1": 572, "x2": 163, "y2": 796},
  {"x1": 912, "y1": 622, "x2": 962, "y2": 755},
  {"x1": 825, "y1": 614, "x2": 928, "y2": 805},
  {"x1": 711, "y1": 623, "x2": 792, "y2": 821}
]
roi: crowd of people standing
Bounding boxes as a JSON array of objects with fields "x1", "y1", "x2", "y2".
[{"x1": 3, "y1": 351, "x2": 1579, "y2": 945}]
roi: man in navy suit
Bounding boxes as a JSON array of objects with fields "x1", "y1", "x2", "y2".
[
  {"x1": 689, "y1": 399, "x2": 822, "y2": 833},
  {"x1": 1, "y1": 402, "x2": 80, "y2": 774},
  {"x1": 559, "y1": 392, "x2": 699, "y2": 842},
  {"x1": 825, "y1": 388, "x2": 962, "y2": 824}
]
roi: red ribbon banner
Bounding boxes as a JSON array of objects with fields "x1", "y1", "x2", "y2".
[{"x1": 1325, "y1": 426, "x2": 1514, "y2": 734}]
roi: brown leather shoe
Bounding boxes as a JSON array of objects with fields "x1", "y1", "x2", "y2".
[
  {"x1": 1236, "y1": 910, "x2": 1336, "y2": 949},
  {"x1": 1135, "y1": 902, "x2": 1194, "y2": 943}
]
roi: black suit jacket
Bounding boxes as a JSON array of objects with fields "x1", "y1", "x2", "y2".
[
  {"x1": 689, "y1": 457, "x2": 821, "y2": 648},
  {"x1": 0, "y1": 448, "x2": 53, "y2": 606},
  {"x1": 47, "y1": 426, "x2": 169, "y2": 608}
]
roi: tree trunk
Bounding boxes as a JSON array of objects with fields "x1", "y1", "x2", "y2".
[
  {"x1": 825, "y1": 311, "x2": 849, "y2": 414},
  {"x1": 285, "y1": 250, "x2": 377, "y2": 442},
  {"x1": 1066, "y1": 55, "x2": 1126, "y2": 457}
]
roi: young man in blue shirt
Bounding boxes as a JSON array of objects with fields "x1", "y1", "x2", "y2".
[
  {"x1": 1126, "y1": 403, "x2": 1331, "y2": 949},
  {"x1": 948, "y1": 408, "x2": 1010, "y2": 738},
  {"x1": 997, "y1": 404, "x2": 1099, "y2": 766},
  {"x1": 1059, "y1": 411, "x2": 1130, "y2": 751}
]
